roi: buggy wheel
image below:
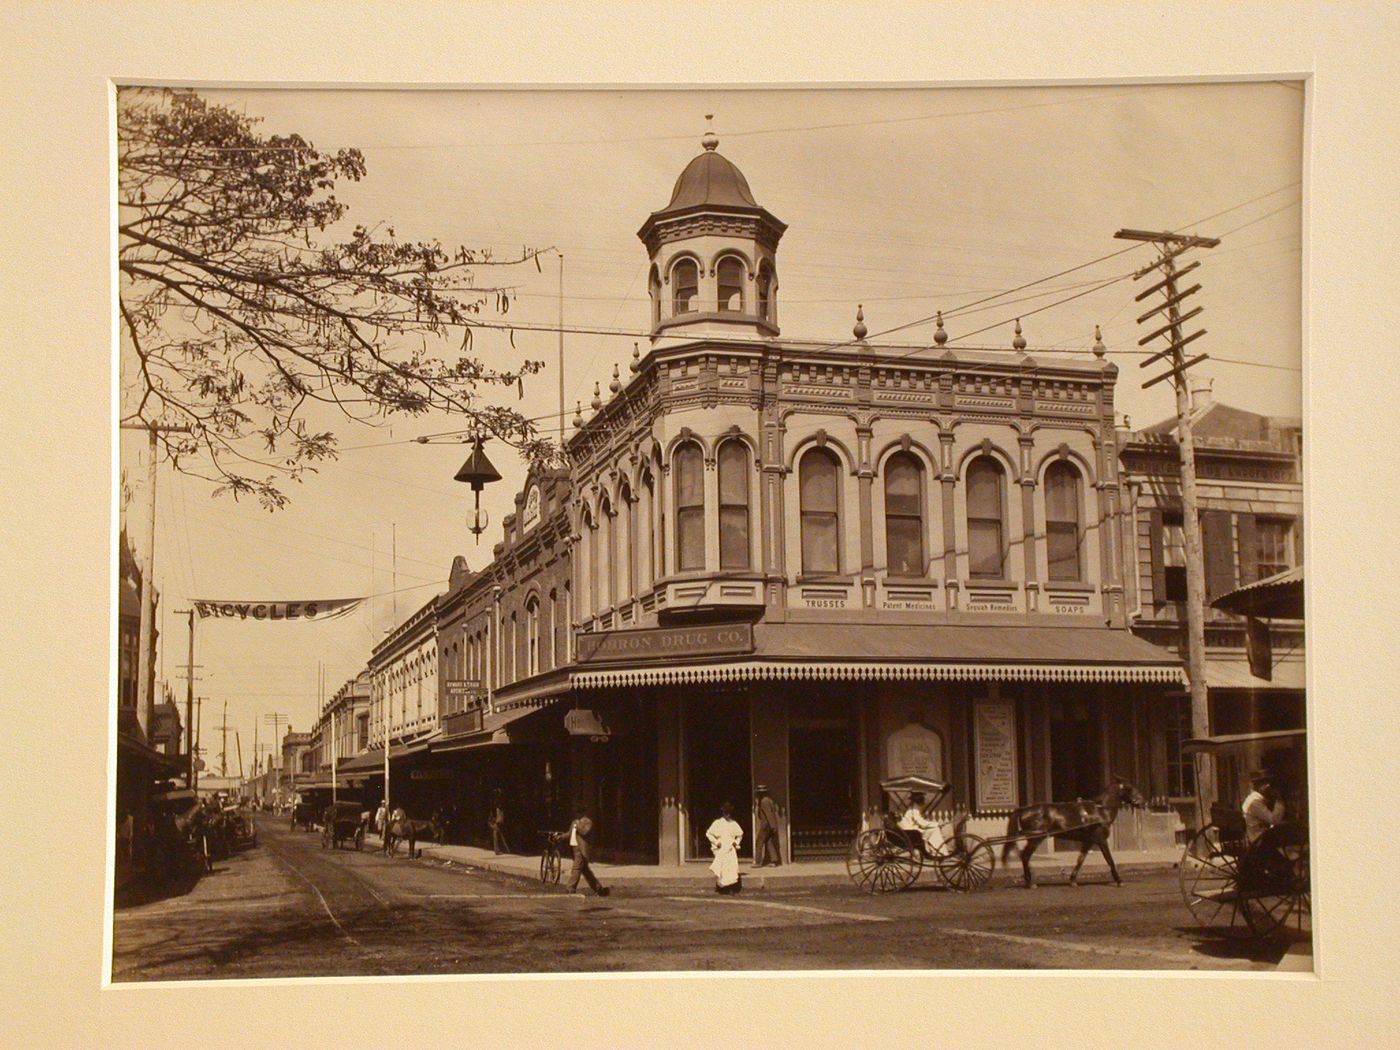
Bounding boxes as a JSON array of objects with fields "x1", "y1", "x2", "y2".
[
  {"x1": 540, "y1": 846, "x2": 561, "y2": 884},
  {"x1": 1241, "y1": 844, "x2": 1302, "y2": 938},
  {"x1": 845, "y1": 829, "x2": 920, "y2": 894},
  {"x1": 935, "y1": 833, "x2": 995, "y2": 892},
  {"x1": 1180, "y1": 825, "x2": 1247, "y2": 935}
]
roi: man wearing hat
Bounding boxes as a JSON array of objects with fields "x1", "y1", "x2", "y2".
[
  {"x1": 753, "y1": 784, "x2": 782, "y2": 868},
  {"x1": 1242, "y1": 770, "x2": 1285, "y2": 845}
]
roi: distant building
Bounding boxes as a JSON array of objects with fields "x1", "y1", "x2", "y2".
[{"x1": 1120, "y1": 378, "x2": 1304, "y2": 812}]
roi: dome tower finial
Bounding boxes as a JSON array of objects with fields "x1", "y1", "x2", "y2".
[{"x1": 701, "y1": 114, "x2": 718, "y2": 152}]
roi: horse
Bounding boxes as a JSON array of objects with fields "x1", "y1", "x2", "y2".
[
  {"x1": 999, "y1": 777, "x2": 1147, "y2": 888},
  {"x1": 384, "y1": 808, "x2": 443, "y2": 859}
]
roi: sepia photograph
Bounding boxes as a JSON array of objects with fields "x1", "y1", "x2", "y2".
[{"x1": 110, "y1": 82, "x2": 1310, "y2": 980}]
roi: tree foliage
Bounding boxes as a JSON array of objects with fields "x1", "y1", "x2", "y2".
[{"x1": 119, "y1": 88, "x2": 554, "y2": 508}]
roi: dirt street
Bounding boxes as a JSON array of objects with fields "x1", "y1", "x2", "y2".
[{"x1": 110, "y1": 813, "x2": 1305, "y2": 980}]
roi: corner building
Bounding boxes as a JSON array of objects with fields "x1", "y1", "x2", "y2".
[{"x1": 549, "y1": 135, "x2": 1182, "y2": 865}]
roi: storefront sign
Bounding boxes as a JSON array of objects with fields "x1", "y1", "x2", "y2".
[
  {"x1": 410, "y1": 769, "x2": 454, "y2": 781},
  {"x1": 974, "y1": 701, "x2": 1018, "y2": 810},
  {"x1": 441, "y1": 709, "x2": 483, "y2": 737},
  {"x1": 564, "y1": 708, "x2": 611, "y2": 739},
  {"x1": 445, "y1": 679, "x2": 483, "y2": 702},
  {"x1": 885, "y1": 721, "x2": 944, "y2": 781},
  {"x1": 191, "y1": 597, "x2": 365, "y2": 621},
  {"x1": 574, "y1": 623, "x2": 754, "y2": 665}
]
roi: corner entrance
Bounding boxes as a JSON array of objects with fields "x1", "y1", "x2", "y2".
[{"x1": 683, "y1": 695, "x2": 752, "y2": 860}]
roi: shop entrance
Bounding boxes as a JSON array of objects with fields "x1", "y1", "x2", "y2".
[
  {"x1": 788, "y1": 693, "x2": 858, "y2": 857},
  {"x1": 683, "y1": 695, "x2": 751, "y2": 860},
  {"x1": 1049, "y1": 698, "x2": 1103, "y2": 800}
]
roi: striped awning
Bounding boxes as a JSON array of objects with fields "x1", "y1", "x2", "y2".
[
  {"x1": 571, "y1": 659, "x2": 1181, "y2": 689},
  {"x1": 570, "y1": 622, "x2": 1182, "y2": 689}
]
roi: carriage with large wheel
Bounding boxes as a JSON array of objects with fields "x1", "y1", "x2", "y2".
[
  {"x1": 846, "y1": 775, "x2": 995, "y2": 894},
  {"x1": 321, "y1": 800, "x2": 368, "y2": 851},
  {"x1": 1178, "y1": 729, "x2": 1310, "y2": 940}
]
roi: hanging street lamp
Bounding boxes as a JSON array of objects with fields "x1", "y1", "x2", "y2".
[{"x1": 454, "y1": 433, "x2": 503, "y2": 543}]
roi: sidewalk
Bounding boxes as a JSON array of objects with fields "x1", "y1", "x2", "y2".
[{"x1": 366, "y1": 833, "x2": 1180, "y2": 893}]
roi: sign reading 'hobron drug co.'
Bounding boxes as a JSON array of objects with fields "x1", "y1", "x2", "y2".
[{"x1": 574, "y1": 623, "x2": 755, "y2": 665}]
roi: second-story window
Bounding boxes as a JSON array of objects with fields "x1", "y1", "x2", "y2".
[
  {"x1": 674, "y1": 442, "x2": 705, "y2": 571},
  {"x1": 966, "y1": 455, "x2": 1006, "y2": 579},
  {"x1": 757, "y1": 262, "x2": 773, "y2": 321},
  {"x1": 717, "y1": 256, "x2": 745, "y2": 312},
  {"x1": 1045, "y1": 461, "x2": 1083, "y2": 581},
  {"x1": 718, "y1": 439, "x2": 750, "y2": 570},
  {"x1": 672, "y1": 258, "x2": 698, "y2": 315},
  {"x1": 1162, "y1": 512, "x2": 1187, "y2": 601},
  {"x1": 1256, "y1": 518, "x2": 1293, "y2": 578},
  {"x1": 884, "y1": 451, "x2": 925, "y2": 576},
  {"x1": 617, "y1": 482, "x2": 633, "y2": 602},
  {"x1": 800, "y1": 447, "x2": 841, "y2": 575},
  {"x1": 526, "y1": 597, "x2": 540, "y2": 677}
]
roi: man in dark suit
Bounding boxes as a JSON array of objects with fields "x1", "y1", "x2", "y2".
[
  {"x1": 754, "y1": 784, "x2": 782, "y2": 867},
  {"x1": 566, "y1": 805, "x2": 610, "y2": 896}
]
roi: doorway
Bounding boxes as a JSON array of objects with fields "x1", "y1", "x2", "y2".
[
  {"x1": 1049, "y1": 699, "x2": 1103, "y2": 800},
  {"x1": 788, "y1": 693, "x2": 858, "y2": 857},
  {"x1": 683, "y1": 695, "x2": 752, "y2": 859}
]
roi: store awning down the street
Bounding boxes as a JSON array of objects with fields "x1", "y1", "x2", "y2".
[
  {"x1": 432, "y1": 704, "x2": 551, "y2": 754},
  {"x1": 1211, "y1": 565, "x2": 1304, "y2": 619},
  {"x1": 336, "y1": 736, "x2": 434, "y2": 774},
  {"x1": 569, "y1": 622, "x2": 1183, "y2": 689}
]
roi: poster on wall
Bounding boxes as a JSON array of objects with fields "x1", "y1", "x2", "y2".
[
  {"x1": 974, "y1": 701, "x2": 1018, "y2": 810},
  {"x1": 885, "y1": 720, "x2": 944, "y2": 782}
]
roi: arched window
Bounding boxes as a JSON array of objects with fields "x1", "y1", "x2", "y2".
[
  {"x1": 641, "y1": 467, "x2": 655, "y2": 588},
  {"x1": 966, "y1": 456, "x2": 1006, "y2": 579},
  {"x1": 599, "y1": 495, "x2": 614, "y2": 609},
  {"x1": 717, "y1": 439, "x2": 750, "y2": 570},
  {"x1": 672, "y1": 258, "x2": 699, "y2": 315},
  {"x1": 800, "y1": 447, "x2": 841, "y2": 575},
  {"x1": 616, "y1": 482, "x2": 632, "y2": 602},
  {"x1": 757, "y1": 262, "x2": 773, "y2": 321},
  {"x1": 525, "y1": 596, "x2": 540, "y2": 676},
  {"x1": 717, "y1": 256, "x2": 745, "y2": 312},
  {"x1": 884, "y1": 452, "x2": 925, "y2": 576},
  {"x1": 1045, "y1": 460, "x2": 1083, "y2": 581},
  {"x1": 674, "y1": 442, "x2": 705, "y2": 571},
  {"x1": 648, "y1": 265, "x2": 661, "y2": 327},
  {"x1": 587, "y1": 504, "x2": 602, "y2": 614}
]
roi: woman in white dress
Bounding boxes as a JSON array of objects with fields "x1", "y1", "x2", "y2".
[{"x1": 706, "y1": 801, "x2": 744, "y2": 894}]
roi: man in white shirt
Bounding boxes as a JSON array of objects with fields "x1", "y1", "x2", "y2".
[
  {"x1": 1241, "y1": 771, "x2": 1285, "y2": 845},
  {"x1": 896, "y1": 791, "x2": 940, "y2": 853}
]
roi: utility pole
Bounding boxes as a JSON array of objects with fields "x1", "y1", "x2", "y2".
[
  {"x1": 263, "y1": 711, "x2": 287, "y2": 807},
  {"x1": 175, "y1": 608, "x2": 196, "y2": 788},
  {"x1": 220, "y1": 700, "x2": 229, "y2": 777},
  {"x1": 120, "y1": 421, "x2": 190, "y2": 738},
  {"x1": 235, "y1": 731, "x2": 244, "y2": 781},
  {"x1": 558, "y1": 251, "x2": 566, "y2": 446},
  {"x1": 1115, "y1": 227, "x2": 1220, "y2": 813}
]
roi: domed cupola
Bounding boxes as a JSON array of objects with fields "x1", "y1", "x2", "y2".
[{"x1": 637, "y1": 122, "x2": 786, "y2": 340}]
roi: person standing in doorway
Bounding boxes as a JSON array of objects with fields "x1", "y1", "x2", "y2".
[
  {"x1": 753, "y1": 784, "x2": 782, "y2": 867},
  {"x1": 707, "y1": 802, "x2": 744, "y2": 894},
  {"x1": 488, "y1": 789, "x2": 510, "y2": 854},
  {"x1": 566, "y1": 805, "x2": 609, "y2": 897}
]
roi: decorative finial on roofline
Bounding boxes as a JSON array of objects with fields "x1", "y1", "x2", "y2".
[
  {"x1": 702, "y1": 113, "x2": 718, "y2": 152},
  {"x1": 853, "y1": 304, "x2": 868, "y2": 340}
]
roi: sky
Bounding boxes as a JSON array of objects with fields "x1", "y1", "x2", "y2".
[{"x1": 116, "y1": 84, "x2": 1303, "y2": 770}]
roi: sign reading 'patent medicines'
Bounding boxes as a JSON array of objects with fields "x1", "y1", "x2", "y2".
[
  {"x1": 574, "y1": 623, "x2": 755, "y2": 665},
  {"x1": 974, "y1": 700, "x2": 1018, "y2": 810}
]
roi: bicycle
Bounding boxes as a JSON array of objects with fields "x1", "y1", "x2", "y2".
[{"x1": 539, "y1": 830, "x2": 568, "y2": 884}]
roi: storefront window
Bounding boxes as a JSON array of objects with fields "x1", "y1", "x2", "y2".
[
  {"x1": 1165, "y1": 695, "x2": 1193, "y2": 798},
  {"x1": 883, "y1": 451, "x2": 924, "y2": 576},
  {"x1": 966, "y1": 456, "x2": 1006, "y2": 578},
  {"x1": 1045, "y1": 460, "x2": 1083, "y2": 581},
  {"x1": 800, "y1": 447, "x2": 841, "y2": 575},
  {"x1": 718, "y1": 439, "x2": 750, "y2": 570},
  {"x1": 674, "y1": 442, "x2": 705, "y2": 571}
]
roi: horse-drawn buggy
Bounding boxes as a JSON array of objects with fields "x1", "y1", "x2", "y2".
[
  {"x1": 846, "y1": 776, "x2": 996, "y2": 893},
  {"x1": 290, "y1": 791, "x2": 323, "y2": 832},
  {"x1": 321, "y1": 800, "x2": 367, "y2": 851},
  {"x1": 1178, "y1": 729, "x2": 1309, "y2": 940},
  {"x1": 847, "y1": 774, "x2": 1149, "y2": 894}
]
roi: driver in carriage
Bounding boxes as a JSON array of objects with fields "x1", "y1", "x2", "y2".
[{"x1": 896, "y1": 791, "x2": 942, "y2": 854}]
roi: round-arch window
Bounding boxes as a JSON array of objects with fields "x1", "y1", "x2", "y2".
[
  {"x1": 672, "y1": 259, "x2": 698, "y2": 315},
  {"x1": 884, "y1": 452, "x2": 925, "y2": 576},
  {"x1": 1045, "y1": 461, "x2": 1083, "y2": 581},
  {"x1": 799, "y1": 447, "x2": 841, "y2": 575},
  {"x1": 648, "y1": 265, "x2": 661, "y2": 326},
  {"x1": 717, "y1": 257, "x2": 745, "y2": 313},
  {"x1": 966, "y1": 456, "x2": 1006, "y2": 578}
]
